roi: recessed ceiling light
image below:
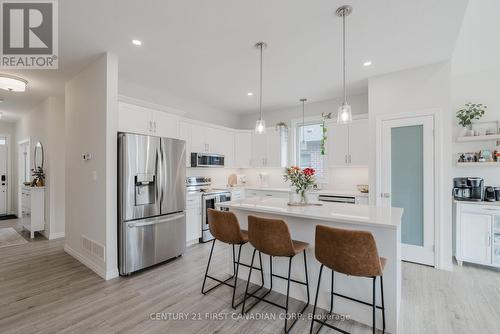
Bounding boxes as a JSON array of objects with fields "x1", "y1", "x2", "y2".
[
  {"x1": 247, "y1": 92, "x2": 253, "y2": 96},
  {"x1": 132, "y1": 39, "x2": 142, "y2": 46},
  {"x1": 0, "y1": 74, "x2": 28, "y2": 92},
  {"x1": 363, "y1": 61, "x2": 372, "y2": 67}
]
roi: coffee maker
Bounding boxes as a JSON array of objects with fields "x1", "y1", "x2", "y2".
[{"x1": 453, "y1": 177, "x2": 484, "y2": 201}]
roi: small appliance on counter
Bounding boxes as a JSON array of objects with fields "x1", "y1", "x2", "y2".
[
  {"x1": 236, "y1": 174, "x2": 247, "y2": 186},
  {"x1": 227, "y1": 174, "x2": 237, "y2": 187},
  {"x1": 453, "y1": 177, "x2": 484, "y2": 201},
  {"x1": 484, "y1": 186, "x2": 496, "y2": 202}
]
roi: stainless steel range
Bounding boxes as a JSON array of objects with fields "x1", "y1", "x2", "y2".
[{"x1": 186, "y1": 176, "x2": 231, "y2": 243}]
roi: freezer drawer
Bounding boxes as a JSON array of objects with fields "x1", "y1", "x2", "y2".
[{"x1": 119, "y1": 212, "x2": 186, "y2": 275}]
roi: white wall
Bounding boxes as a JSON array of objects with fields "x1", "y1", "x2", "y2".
[
  {"x1": 451, "y1": 0, "x2": 500, "y2": 186},
  {"x1": 119, "y1": 79, "x2": 240, "y2": 128},
  {"x1": 14, "y1": 97, "x2": 66, "y2": 239},
  {"x1": 239, "y1": 94, "x2": 368, "y2": 129},
  {"x1": 65, "y1": 53, "x2": 118, "y2": 280},
  {"x1": 0, "y1": 121, "x2": 16, "y2": 214},
  {"x1": 368, "y1": 61, "x2": 453, "y2": 270}
]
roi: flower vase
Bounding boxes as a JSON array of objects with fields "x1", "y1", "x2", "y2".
[{"x1": 300, "y1": 190, "x2": 308, "y2": 205}]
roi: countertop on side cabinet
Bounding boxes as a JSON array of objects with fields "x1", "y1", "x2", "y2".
[{"x1": 454, "y1": 200, "x2": 500, "y2": 207}]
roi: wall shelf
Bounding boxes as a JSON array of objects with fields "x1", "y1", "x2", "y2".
[
  {"x1": 456, "y1": 162, "x2": 500, "y2": 167},
  {"x1": 456, "y1": 134, "x2": 500, "y2": 142}
]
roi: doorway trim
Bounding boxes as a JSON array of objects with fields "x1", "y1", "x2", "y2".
[
  {"x1": 375, "y1": 108, "x2": 443, "y2": 269},
  {"x1": 17, "y1": 138, "x2": 31, "y2": 218},
  {"x1": 0, "y1": 133, "x2": 12, "y2": 215}
]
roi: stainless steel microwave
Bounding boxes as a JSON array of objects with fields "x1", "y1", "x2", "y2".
[{"x1": 190, "y1": 153, "x2": 225, "y2": 167}]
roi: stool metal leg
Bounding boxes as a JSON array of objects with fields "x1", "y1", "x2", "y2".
[
  {"x1": 381, "y1": 275, "x2": 386, "y2": 333},
  {"x1": 372, "y1": 277, "x2": 376, "y2": 334},
  {"x1": 309, "y1": 264, "x2": 323, "y2": 334},
  {"x1": 241, "y1": 248, "x2": 257, "y2": 314},
  {"x1": 201, "y1": 239, "x2": 216, "y2": 294},
  {"x1": 231, "y1": 244, "x2": 243, "y2": 309},
  {"x1": 304, "y1": 250, "x2": 310, "y2": 305},
  {"x1": 284, "y1": 256, "x2": 293, "y2": 333}
]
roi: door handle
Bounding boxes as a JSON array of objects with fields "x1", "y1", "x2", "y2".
[
  {"x1": 128, "y1": 213, "x2": 185, "y2": 228},
  {"x1": 380, "y1": 193, "x2": 391, "y2": 198}
]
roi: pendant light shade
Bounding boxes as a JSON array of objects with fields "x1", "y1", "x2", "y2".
[
  {"x1": 254, "y1": 42, "x2": 267, "y2": 134},
  {"x1": 336, "y1": 5, "x2": 352, "y2": 124}
]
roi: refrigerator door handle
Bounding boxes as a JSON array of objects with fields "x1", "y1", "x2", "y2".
[{"x1": 128, "y1": 213, "x2": 185, "y2": 228}]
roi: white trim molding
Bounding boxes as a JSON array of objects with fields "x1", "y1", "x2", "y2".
[
  {"x1": 64, "y1": 243, "x2": 119, "y2": 280},
  {"x1": 375, "y1": 108, "x2": 448, "y2": 270}
]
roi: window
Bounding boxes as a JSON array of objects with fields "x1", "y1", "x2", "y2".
[{"x1": 296, "y1": 122, "x2": 325, "y2": 178}]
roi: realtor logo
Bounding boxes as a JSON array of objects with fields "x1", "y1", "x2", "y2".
[{"x1": 0, "y1": 0, "x2": 58, "y2": 69}]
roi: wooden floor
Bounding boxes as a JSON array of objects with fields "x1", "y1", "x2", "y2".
[{"x1": 1, "y1": 218, "x2": 500, "y2": 334}]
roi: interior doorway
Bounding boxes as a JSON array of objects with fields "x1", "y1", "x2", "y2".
[
  {"x1": 18, "y1": 139, "x2": 30, "y2": 218},
  {"x1": 378, "y1": 115, "x2": 436, "y2": 266},
  {"x1": 0, "y1": 135, "x2": 8, "y2": 215}
]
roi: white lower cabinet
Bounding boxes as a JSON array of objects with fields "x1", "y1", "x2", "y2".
[
  {"x1": 20, "y1": 186, "x2": 45, "y2": 239},
  {"x1": 230, "y1": 188, "x2": 245, "y2": 201},
  {"x1": 186, "y1": 194, "x2": 202, "y2": 244},
  {"x1": 455, "y1": 202, "x2": 499, "y2": 267}
]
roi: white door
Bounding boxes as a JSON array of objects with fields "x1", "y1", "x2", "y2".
[
  {"x1": 0, "y1": 143, "x2": 8, "y2": 215},
  {"x1": 348, "y1": 120, "x2": 369, "y2": 166},
  {"x1": 190, "y1": 124, "x2": 207, "y2": 153},
  {"x1": 380, "y1": 116, "x2": 435, "y2": 266},
  {"x1": 327, "y1": 123, "x2": 349, "y2": 167},
  {"x1": 460, "y1": 212, "x2": 492, "y2": 264}
]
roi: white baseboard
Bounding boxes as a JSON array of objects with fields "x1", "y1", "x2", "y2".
[
  {"x1": 64, "y1": 244, "x2": 118, "y2": 280},
  {"x1": 49, "y1": 231, "x2": 65, "y2": 240}
]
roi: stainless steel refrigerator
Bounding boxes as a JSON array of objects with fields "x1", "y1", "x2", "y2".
[{"x1": 118, "y1": 132, "x2": 186, "y2": 275}]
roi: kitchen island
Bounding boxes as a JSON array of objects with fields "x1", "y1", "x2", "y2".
[{"x1": 216, "y1": 197, "x2": 403, "y2": 333}]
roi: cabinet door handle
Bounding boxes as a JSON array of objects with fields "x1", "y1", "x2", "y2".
[
  {"x1": 148, "y1": 121, "x2": 152, "y2": 132},
  {"x1": 349, "y1": 155, "x2": 352, "y2": 164},
  {"x1": 344, "y1": 155, "x2": 347, "y2": 164},
  {"x1": 153, "y1": 121, "x2": 157, "y2": 133}
]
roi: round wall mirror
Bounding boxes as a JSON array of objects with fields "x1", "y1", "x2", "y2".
[{"x1": 33, "y1": 141, "x2": 44, "y2": 170}]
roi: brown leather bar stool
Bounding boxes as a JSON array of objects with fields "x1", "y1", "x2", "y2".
[
  {"x1": 310, "y1": 225, "x2": 386, "y2": 334},
  {"x1": 242, "y1": 215, "x2": 310, "y2": 333},
  {"x1": 201, "y1": 209, "x2": 264, "y2": 309}
]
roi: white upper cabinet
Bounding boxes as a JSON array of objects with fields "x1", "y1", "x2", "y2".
[
  {"x1": 327, "y1": 123, "x2": 349, "y2": 166},
  {"x1": 190, "y1": 123, "x2": 208, "y2": 153},
  {"x1": 348, "y1": 119, "x2": 369, "y2": 166},
  {"x1": 152, "y1": 110, "x2": 179, "y2": 139},
  {"x1": 251, "y1": 128, "x2": 287, "y2": 168},
  {"x1": 118, "y1": 102, "x2": 153, "y2": 135},
  {"x1": 327, "y1": 119, "x2": 368, "y2": 167},
  {"x1": 118, "y1": 102, "x2": 179, "y2": 138},
  {"x1": 234, "y1": 131, "x2": 252, "y2": 168},
  {"x1": 178, "y1": 121, "x2": 192, "y2": 167}
]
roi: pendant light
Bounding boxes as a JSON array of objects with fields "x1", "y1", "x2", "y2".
[
  {"x1": 254, "y1": 42, "x2": 267, "y2": 134},
  {"x1": 336, "y1": 5, "x2": 353, "y2": 124},
  {"x1": 300, "y1": 98, "x2": 307, "y2": 150}
]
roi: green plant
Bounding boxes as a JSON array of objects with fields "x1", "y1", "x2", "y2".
[
  {"x1": 456, "y1": 103, "x2": 487, "y2": 128},
  {"x1": 320, "y1": 112, "x2": 333, "y2": 155},
  {"x1": 31, "y1": 166, "x2": 45, "y2": 187},
  {"x1": 275, "y1": 122, "x2": 288, "y2": 131}
]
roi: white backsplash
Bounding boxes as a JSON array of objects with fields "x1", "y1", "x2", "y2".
[{"x1": 187, "y1": 166, "x2": 369, "y2": 191}]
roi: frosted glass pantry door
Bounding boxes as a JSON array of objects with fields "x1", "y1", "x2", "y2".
[{"x1": 380, "y1": 116, "x2": 435, "y2": 266}]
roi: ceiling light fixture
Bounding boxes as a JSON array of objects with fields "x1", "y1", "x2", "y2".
[
  {"x1": 132, "y1": 39, "x2": 142, "y2": 46},
  {"x1": 336, "y1": 5, "x2": 353, "y2": 124},
  {"x1": 254, "y1": 41, "x2": 267, "y2": 134},
  {"x1": 247, "y1": 92, "x2": 253, "y2": 96},
  {"x1": 0, "y1": 74, "x2": 28, "y2": 92},
  {"x1": 363, "y1": 61, "x2": 372, "y2": 67},
  {"x1": 300, "y1": 98, "x2": 307, "y2": 150}
]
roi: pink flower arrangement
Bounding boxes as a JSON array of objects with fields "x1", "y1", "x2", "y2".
[{"x1": 284, "y1": 166, "x2": 317, "y2": 203}]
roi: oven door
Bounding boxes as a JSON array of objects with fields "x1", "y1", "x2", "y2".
[{"x1": 200, "y1": 193, "x2": 231, "y2": 242}]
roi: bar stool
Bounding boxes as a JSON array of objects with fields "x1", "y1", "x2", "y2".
[
  {"x1": 242, "y1": 215, "x2": 310, "y2": 333},
  {"x1": 201, "y1": 209, "x2": 264, "y2": 309},
  {"x1": 310, "y1": 225, "x2": 386, "y2": 334}
]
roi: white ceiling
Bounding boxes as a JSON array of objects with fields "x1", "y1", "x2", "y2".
[{"x1": 0, "y1": 0, "x2": 468, "y2": 122}]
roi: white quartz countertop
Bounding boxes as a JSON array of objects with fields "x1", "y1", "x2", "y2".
[
  {"x1": 454, "y1": 200, "x2": 500, "y2": 207},
  {"x1": 232, "y1": 186, "x2": 369, "y2": 197},
  {"x1": 216, "y1": 197, "x2": 403, "y2": 229}
]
